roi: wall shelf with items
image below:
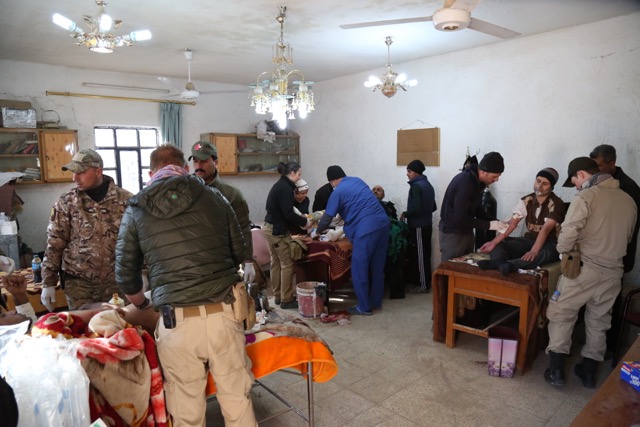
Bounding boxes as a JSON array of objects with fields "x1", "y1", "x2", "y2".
[
  {"x1": 199, "y1": 133, "x2": 299, "y2": 175},
  {"x1": 0, "y1": 128, "x2": 78, "y2": 184}
]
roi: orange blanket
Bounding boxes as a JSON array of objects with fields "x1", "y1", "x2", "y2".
[{"x1": 206, "y1": 312, "x2": 338, "y2": 395}]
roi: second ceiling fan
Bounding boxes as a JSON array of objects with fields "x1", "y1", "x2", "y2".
[{"x1": 340, "y1": 0, "x2": 520, "y2": 39}]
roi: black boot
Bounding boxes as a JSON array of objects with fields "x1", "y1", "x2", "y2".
[
  {"x1": 574, "y1": 357, "x2": 598, "y2": 389},
  {"x1": 544, "y1": 351, "x2": 566, "y2": 387}
]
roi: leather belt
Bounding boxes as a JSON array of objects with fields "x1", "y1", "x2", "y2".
[{"x1": 181, "y1": 303, "x2": 224, "y2": 318}]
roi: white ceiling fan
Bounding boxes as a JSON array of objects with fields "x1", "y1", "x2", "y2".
[
  {"x1": 179, "y1": 48, "x2": 200, "y2": 99},
  {"x1": 340, "y1": 0, "x2": 520, "y2": 39}
]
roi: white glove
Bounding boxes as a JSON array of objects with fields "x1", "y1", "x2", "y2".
[
  {"x1": 303, "y1": 218, "x2": 313, "y2": 230},
  {"x1": 0, "y1": 256, "x2": 15, "y2": 275},
  {"x1": 310, "y1": 229, "x2": 318, "y2": 239},
  {"x1": 243, "y1": 262, "x2": 256, "y2": 283},
  {"x1": 41, "y1": 286, "x2": 56, "y2": 312},
  {"x1": 489, "y1": 220, "x2": 509, "y2": 234}
]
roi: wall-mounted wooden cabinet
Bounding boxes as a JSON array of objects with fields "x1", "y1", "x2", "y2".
[
  {"x1": 0, "y1": 128, "x2": 78, "y2": 184},
  {"x1": 199, "y1": 133, "x2": 300, "y2": 175}
]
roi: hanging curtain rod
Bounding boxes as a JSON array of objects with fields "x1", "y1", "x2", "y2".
[{"x1": 46, "y1": 91, "x2": 196, "y2": 106}]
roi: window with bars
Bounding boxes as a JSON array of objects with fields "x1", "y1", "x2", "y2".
[{"x1": 94, "y1": 126, "x2": 159, "y2": 194}]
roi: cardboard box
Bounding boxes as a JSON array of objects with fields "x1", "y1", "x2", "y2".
[
  {"x1": 0, "y1": 108, "x2": 36, "y2": 128},
  {"x1": 0, "y1": 99, "x2": 32, "y2": 110},
  {"x1": 621, "y1": 362, "x2": 640, "y2": 392},
  {"x1": 488, "y1": 326, "x2": 519, "y2": 378}
]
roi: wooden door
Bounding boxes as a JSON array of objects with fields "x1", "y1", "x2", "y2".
[{"x1": 214, "y1": 134, "x2": 238, "y2": 175}]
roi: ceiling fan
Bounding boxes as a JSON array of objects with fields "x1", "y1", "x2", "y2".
[
  {"x1": 340, "y1": 0, "x2": 520, "y2": 39},
  {"x1": 179, "y1": 48, "x2": 200, "y2": 99}
]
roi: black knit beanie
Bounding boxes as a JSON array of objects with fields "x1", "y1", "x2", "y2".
[
  {"x1": 536, "y1": 167, "x2": 559, "y2": 188},
  {"x1": 407, "y1": 159, "x2": 425, "y2": 175},
  {"x1": 479, "y1": 152, "x2": 505, "y2": 173},
  {"x1": 326, "y1": 165, "x2": 346, "y2": 181}
]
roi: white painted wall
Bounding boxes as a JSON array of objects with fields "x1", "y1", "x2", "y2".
[
  {"x1": 1, "y1": 12, "x2": 639, "y2": 282},
  {"x1": 295, "y1": 12, "x2": 640, "y2": 283}
]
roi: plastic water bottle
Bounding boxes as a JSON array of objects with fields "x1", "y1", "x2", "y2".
[
  {"x1": 32, "y1": 254, "x2": 42, "y2": 283},
  {"x1": 550, "y1": 290, "x2": 561, "y2": 302}
]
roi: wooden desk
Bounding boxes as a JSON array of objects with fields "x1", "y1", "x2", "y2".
[
  {"x1": 294, "y1": 237, "x2": 352, "y2": 291},
  {"x1": 571, "y1": 336, "x2": 640, "y2": 426},
  {"x1": 1, "y1": 268, "x2": 68, "y2": 313},
  {"x1": 432, "y1": 261, "x2": 549, "y2": 373}
]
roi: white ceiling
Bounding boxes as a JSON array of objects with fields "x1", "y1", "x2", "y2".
[{"x1": 1, "y1": 0, "x2": 639, "y2": 90}]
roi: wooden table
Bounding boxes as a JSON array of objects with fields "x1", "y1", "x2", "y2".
[
  {"x1": 571, "y1": 336, "x2": 640, "y2": 426},
  {"x1": 1, "y1": 268, "x2": 68, "y2": 313},
  {"x1": 294, "y1": 237, "x2": 352, "y2": 291},
  {"x1": 432, "y1": 261, "x2": 549, "y2": 373}
]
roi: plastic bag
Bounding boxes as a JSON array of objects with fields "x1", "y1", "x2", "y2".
[{"x1": 0, "y1": 334, "x2": 90, "y2": 427}]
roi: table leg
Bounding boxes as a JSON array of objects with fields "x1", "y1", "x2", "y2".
[
  {"x1": 516, "y1": 295, "x2": 529, "y2": 371},
  {"x1": 446, "y1": 278, "x2": 457, "y2": 348}
]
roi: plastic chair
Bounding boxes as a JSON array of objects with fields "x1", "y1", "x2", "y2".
[{"x1": 612, "y1": 287, "x2": 640, "y2": 367}]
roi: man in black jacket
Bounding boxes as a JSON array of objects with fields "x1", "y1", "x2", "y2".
[
  {"x1": 439, "y1": 152, "x2": 508, "y2": 262},
  {"x1": 115, "y1": 145, "x2": 257, "y2": 427}
]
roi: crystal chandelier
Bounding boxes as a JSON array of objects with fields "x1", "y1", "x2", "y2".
[
  {"x1": 52, "y1": 0, "x2": 151, "y2": 53},
  {"x1": 250, "y1": 6, "x2": 315, "y2": 130},
  {"x1": 364, "y1": 37, "x2": 417, "y2": 98}
]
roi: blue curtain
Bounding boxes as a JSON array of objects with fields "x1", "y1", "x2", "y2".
[{"x1": 160, "y1": 102, "x2": 182, "y2": 148}]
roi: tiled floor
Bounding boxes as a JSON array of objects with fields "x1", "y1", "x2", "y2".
[{"x1": 206, "y1": 288, "x2": 613, "y2": 426}]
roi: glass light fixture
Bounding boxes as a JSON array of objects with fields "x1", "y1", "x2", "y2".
[
  {"x1": 250, "y1": 6, "x2": 315, "y2": 130},
  {"x1": 364, "y1": 36, "x2": 417, "y2": 98},
  {"x1": 52, "y1": 0, "x2": 151, "y2": 53}
]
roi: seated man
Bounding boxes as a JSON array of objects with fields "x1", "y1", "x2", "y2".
[
  {"x1": 372, "y1": 185, "x2": 398, "y2": 219},
  {"x1": 478, "y1": 167, "x2": 566, "y2": 275}
]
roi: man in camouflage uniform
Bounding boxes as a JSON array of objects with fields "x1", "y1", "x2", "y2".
[
  {"x1": 41, "y1": 149, "x2": 133, "y2": 310},
  {"x1": 189, "y1": 141, "x2": 256, "y2": 283}
]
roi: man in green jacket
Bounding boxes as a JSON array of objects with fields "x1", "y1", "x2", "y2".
[
  {"x1": 189, "y1": 141, "x2": 255, "y2": 282},
  {"x1": 115, "y1": 145, "x2": 256, "y2": 427}
]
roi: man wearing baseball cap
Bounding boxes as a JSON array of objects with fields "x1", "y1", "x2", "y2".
[
  {"x1": 544, "y1": 157, "x2": 636, "y2": 389},
  {"x1": 478, "y1": 167, "x2": 566, "y2": 275},
  {"x1": 189, "y1": 141, "x2": 256, "y2": 283},
  {"x1": 41, "y1": 149, "x2": 133, "y2": 311}
]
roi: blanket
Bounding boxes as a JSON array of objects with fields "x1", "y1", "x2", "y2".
[
  {"x1": 206, "y1": 310, "x2": 338, "y2": 395},
  {"x1": 33, "y1": 310, "x2": 167, "y2": 426}
]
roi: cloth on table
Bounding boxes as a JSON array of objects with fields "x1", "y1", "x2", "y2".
[
  {"x1": 33, "y1": 310, "x2": 167, "y2": 426},
  {"x1": 206, "y1": 310, "x2": 338, "y2": 395},
  {"x1": 297, "y1": 237, "x2": 352, "y2": 289}
]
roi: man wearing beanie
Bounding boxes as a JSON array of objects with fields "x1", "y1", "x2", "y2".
[
  {"x1": 478, "y1": 167, "x2": 566, "y2": 275},
  {"x1": 439, "y1": 151, "x2": 507, "y2": 262},
  {"x1": 401, "y1": 160, "x2": 436, "y2": 294},
  {"x1": 312, "y1": 165, "x2": 346, "y2": 211},
  {"x1": 316, "y1": 166, "x2": 390, "y2": 315},
  {"x1": 543, "y1": 157, "x2": 635, "y2": 389}
]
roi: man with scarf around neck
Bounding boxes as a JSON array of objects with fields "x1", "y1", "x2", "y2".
[
  {"x1": 116, "y1": 145, "x2": 257, "y2": 426},
  {"x1": 544, "y1": 157, "x2": 636, "y2": 389},
  {"x1": 478, "y1": 167, "x2": 566, "y2": 276},
  {"x1": 41, "y1": 149, "x2": 133, "y2": 311}
]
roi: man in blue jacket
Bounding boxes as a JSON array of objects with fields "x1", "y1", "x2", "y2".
[
  {"x1": 316, "y1": 166, "x2": 390, "y2": 315},
  {"x1": 401, "y1": 160, "x2": 436, "y2": 293}
]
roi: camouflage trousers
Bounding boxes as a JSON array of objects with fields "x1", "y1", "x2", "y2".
[{"x1": 62, "y1": 273, "x2": 120, "y2": 310}]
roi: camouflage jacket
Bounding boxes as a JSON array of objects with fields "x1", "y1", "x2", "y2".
[{"x1": 42, "y1": 175, "x2": 133, "y2": 288}]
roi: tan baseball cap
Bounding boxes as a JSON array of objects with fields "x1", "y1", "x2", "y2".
[{"x1": 62, "y1": 149, "x2": 103, "y2": 173}]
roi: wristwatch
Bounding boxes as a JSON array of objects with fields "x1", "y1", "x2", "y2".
[{"x1": 135, "y1": 296, "x2": 151, "y2": 310}]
